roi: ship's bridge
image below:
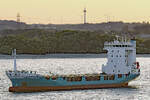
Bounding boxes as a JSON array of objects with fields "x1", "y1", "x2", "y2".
[
  {"x1": 104, "y1": 40, "x2": 135, "y2": 51},
  {"x1": 104, "y1": 40, "x2": 134, "y2": 47},
  {"x1": 102, "y1": 39, "x2": 137, "y2": 75}
]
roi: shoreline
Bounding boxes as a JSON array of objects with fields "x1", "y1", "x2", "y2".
[{"x1": 0, "y1": 53, "x2": 149, "y2": 59}]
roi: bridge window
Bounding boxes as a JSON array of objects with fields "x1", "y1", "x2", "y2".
[{"x1": 125, "y1": 55, "x2": 128, "y2": 57}]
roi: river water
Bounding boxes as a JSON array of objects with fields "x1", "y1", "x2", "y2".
[{"x1": 0, "y1": 54, "x2": 149, "y2": 100}]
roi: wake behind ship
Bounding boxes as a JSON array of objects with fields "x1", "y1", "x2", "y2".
[{"x1": 6, "y1": 38, "x2": 140, "y2": 92}]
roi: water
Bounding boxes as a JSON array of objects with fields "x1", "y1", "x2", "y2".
[{"x1": 0, "y1": 54, "x2": 149, "y2": 100}]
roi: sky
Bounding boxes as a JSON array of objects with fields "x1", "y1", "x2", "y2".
[{"x1": 0, "y1": 0, "x2": 150, "y2": 24}]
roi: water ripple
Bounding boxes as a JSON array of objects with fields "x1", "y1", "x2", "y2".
[{"x1": 0, "y1": 55, "x2": 149, "y2": 100}]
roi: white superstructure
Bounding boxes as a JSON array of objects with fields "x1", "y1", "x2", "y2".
[{"x1": 102, "y1": 38, "x2": 139, "y2": 74}]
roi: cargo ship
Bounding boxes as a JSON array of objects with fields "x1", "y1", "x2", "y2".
[{"x1": 6, "y1": 38, "x2": 140, "y2": 92}]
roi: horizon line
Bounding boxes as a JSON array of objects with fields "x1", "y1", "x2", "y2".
[{"x1": 0, "y1": 19, "x2": 149, "y2": 25}]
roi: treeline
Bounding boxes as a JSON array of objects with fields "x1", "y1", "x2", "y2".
[{"x1": 0, "y1": 29, "x2": 149, "y2": 54}]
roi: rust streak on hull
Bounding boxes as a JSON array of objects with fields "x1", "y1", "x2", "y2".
[{"x1": 9, "y1": 83, "x2": 128, "y2": 92}]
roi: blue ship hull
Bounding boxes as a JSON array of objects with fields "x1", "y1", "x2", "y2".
[{"x1": 8, "y1": 73, "x2": 140, "y2": 92}]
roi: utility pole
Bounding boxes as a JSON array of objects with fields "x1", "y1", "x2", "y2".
[
  {"x1": 17, "y1": 13, "x2": 21, "y2": 29},
  {"x1": 17, "y1": 13, "x2": 20, "y2": 23},
  {"x1": 83, "y1": 8, "x2": 87, "y2": 24}
]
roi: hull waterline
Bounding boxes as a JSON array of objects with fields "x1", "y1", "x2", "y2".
[{"x1": 9, "y1": 83, "x2": 128, "y2": 92}]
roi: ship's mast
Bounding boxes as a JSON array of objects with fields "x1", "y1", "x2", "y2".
[{"x1": 12, "y1": 49, "x2": 17, "y2": 71}]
